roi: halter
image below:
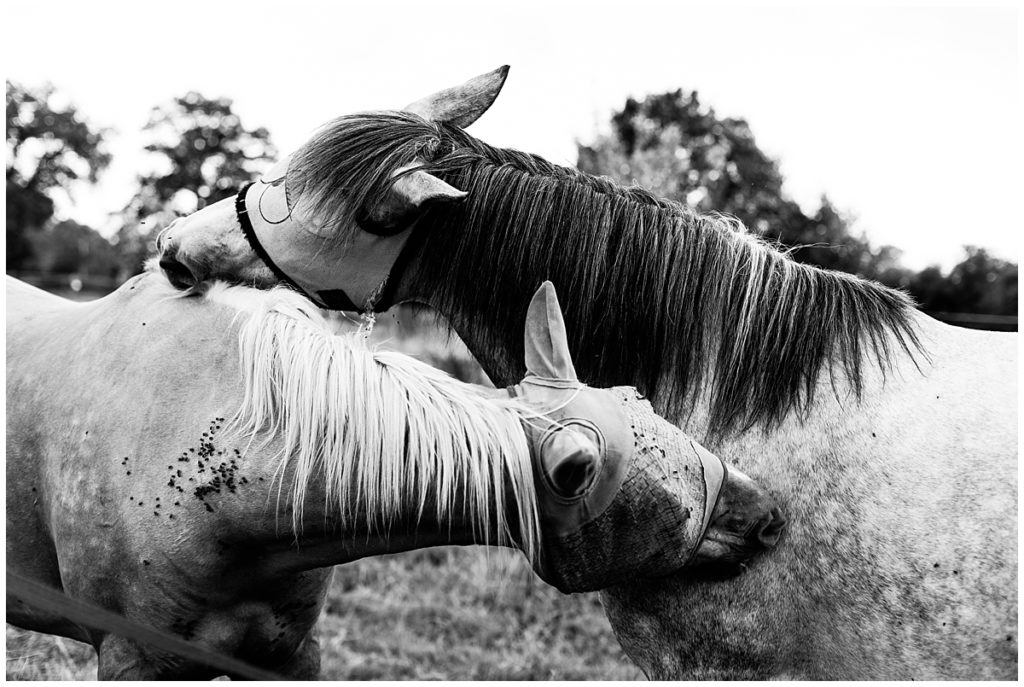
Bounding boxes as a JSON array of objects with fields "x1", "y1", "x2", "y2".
[
  {"x1": 234, "y1": 182, "x2": 416, "y2": 313},
  {"x1": 235, "y1": 182, "x2": 318, "y2": 302}
]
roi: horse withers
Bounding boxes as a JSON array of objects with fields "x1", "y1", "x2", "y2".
[{"x1": 6, "y1": 275, "x2": 781, "y2": 679}]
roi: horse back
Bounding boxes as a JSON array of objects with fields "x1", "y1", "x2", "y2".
[{"x1": 6, "y1": 276, "x2": 75, "y2": 321}]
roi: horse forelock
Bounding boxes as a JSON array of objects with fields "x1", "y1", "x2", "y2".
[
  {"x1": 203, "y1": 281, "x2": 540, "y2": 560},
  {"x1": 400, "y1": 124, "x2": 926, "y2": 438},
  {"x1": 287, "y1": 111, "x2": 446, "y2": 244}
]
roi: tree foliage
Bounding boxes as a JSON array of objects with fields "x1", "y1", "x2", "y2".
[
  {"x1": 578, "y1": 89, "x2": 1016, "y2": 318},
  {"x1": 29, "y1": 219, "x2": 120, "y2": 277},
  {"x1": 577, "y1": 89, "x2": 902, "y2": 280},
  {"x1": 910, "y1": 247, "x2": 1017, "y2": 317},
  {"x1": 114, "y1": 91, "x2": 277, "y2": 276},
  {"x1": 127, "y1": 91, "x2": 276, "y2": 218},
  {"x1": 6, "y1": 80, "x2": 110, "y2": 270}
]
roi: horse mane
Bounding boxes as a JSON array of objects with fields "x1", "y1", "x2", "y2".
[
  {"x1": 289, "y1": 113, "x2": 924, "y2": 438},
  {"x1": 287, "y1": 112, "x2": 445, "y2": 241},
  {"x1": 209, "y1": 282, "x2": 539, "y2": 559}
]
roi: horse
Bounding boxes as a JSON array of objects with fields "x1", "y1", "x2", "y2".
[
  {"x1": 6, "y1": 273, "x2": 782, "y2": 679},
  {"x1": 156, "y1": 67, "x2": 1018, "y2": 679}
]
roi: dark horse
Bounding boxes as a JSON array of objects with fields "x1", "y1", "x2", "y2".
[{"x1": 158, "y1": 67, "x2": 1016, "y2": 679}]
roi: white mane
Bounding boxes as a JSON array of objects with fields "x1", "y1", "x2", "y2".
[{"x1": 206, "y1": 282, "x2": 540, "y2": 560}]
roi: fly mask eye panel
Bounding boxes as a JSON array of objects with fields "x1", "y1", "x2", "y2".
[
  {"x1": 513, "y1": 377, "x2": 632, "y2": 538},
  {"x1": 536, "y1": 417, "x2": 606, "y2": 498}
]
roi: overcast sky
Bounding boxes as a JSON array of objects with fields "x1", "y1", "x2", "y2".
[{"x1": 5, "y1": 0, "x2": 1020, "y2": 270}]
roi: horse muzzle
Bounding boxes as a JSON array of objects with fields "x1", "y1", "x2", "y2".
[
  {"x1": 687, "y1": 464, "x2": 785, "y2": 572},
  {"x1": 158, "y1": 250, "x2": 200, "y2": 290},
  {"x1": 530, "y1": 388, "x2": 784, "y2": 593}
]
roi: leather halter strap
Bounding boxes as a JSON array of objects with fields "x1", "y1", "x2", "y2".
[{"x1": 235, "y1": 182, "x2": 323, "y2": 304}]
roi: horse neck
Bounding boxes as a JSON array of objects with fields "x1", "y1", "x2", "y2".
[
  {"x1": 402, "y1": 152, "x2": 920, "y2": 439},
  {"x1": 243, "y1": 448, "x2": 532, "y2": 576},
  {"x1": 223, "y1": 306, "x2": 542, "y2": 574}
]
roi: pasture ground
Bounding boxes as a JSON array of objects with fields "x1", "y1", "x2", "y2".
[{"x1": 5, "y1": 548, "x2": 641, "y2": 680}]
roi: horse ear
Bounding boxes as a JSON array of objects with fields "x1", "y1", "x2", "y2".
[
  {"x1": 523, "y1": 281, "x2": 578, "y2": 381},
  {"x1": 364, "y1": 165, "x2": 466, "y2": 233},
  {"x1": 402, "y1": 65, "x2": 509, "y2": 128}
]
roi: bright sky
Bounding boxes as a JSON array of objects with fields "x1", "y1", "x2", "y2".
[{"x1": 4, "y1": 0, "x2": 1020, "y2": 270}]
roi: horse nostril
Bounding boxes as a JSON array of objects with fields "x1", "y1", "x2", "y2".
[
  {"x1": 159, "y1": 254, "x2": 197, "y2": 290},
  {"x1": 755, "y1": 507, "x2": 786, "y2": 547}
]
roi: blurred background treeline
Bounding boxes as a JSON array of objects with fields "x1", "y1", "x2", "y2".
[
  {"x1": 6, "y1": 79, "x2": 1017, "y2": 330},
  {"x1": 7, "y1": 82, "x2": 277, "y2": 291}
]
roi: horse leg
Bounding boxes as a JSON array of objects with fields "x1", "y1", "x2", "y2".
[
  {"x1": 97, "y1": 630, "x2": 323, "y2": 680},
  {"x1": 96, "y1": 634, "x2": 168, "y2": 680},
  {"x1": 97, "y1": 634, "x2": 230, "y2": 680},
  {"x1": 259, "y1": 630, "x2": 322, "y2": 679}
]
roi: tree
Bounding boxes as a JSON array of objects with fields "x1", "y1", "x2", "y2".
[
  {"x1": 6, "y1": 81, "x2": 110, "y2": 270},
  {"x1": 114, "y1": 92, "x2": 277, "y2": 277},
  {"x1": 128, "y1": 91, "x2": 276, "y2": 218},
  {"x1": 577, "y1": 89, "x2": 900, "y2": 280},
  {"x1": 578, "y1": 90, "x2": 1017, "y2": 323},
  {"x1": 909, "y1": 246, "x2": 1017, "y2": 317},
  {"x1": 29, "y1": 219, "x2": 119, "y2": 277}
]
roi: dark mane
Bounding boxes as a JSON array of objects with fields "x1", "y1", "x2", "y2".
[
  {"x1": 288, "y1": 112, "x2": 445, "y2": 239},
  {"x1": 292, "y1": 113, "x2": 924, "y2": 437}
]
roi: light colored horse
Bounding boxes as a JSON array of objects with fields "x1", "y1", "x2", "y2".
[
  {"x1": 6, "y1": 274, "x2": 781, "y2": 679},
  {"x1": 157, "y1": 67, "x2": 1018, "y2": 679}
]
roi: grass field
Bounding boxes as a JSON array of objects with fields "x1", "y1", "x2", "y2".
[
  {"x1": 6, "y1": 296, "x2": 642, "y2": 680},
  {"x1": 6, "y1": 549, "x2": 642, "y2": 680}
]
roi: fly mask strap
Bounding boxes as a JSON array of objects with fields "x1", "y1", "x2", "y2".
[
  {"x1": 235, "y1": 181, "x2": 324, "y2": 304},
  {"x1": 685, "y1": 437, "x2": 726, "y2": 562}
]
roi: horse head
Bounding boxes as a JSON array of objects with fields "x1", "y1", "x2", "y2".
[
  {"x1": 515, "y1": 282, "x2": 783, "y2": 592},
  {"x1": 156, "y1": 67, "x2": 508, "y2": 310}
]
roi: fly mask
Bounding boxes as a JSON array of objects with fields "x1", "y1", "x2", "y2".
[{"x1": 513, "y1": 282, "x2": 729, "y2": 593}]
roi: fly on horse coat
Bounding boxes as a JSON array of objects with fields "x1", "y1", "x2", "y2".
[
  {"x1": 6, "y1": 274, "x2": 781, "y2": 679},
  {"x1": 156, "y1": 66, "x2": 1018, "y2": 679}
]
